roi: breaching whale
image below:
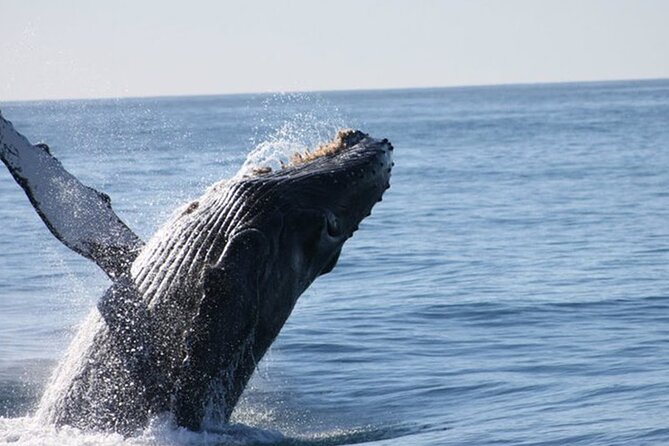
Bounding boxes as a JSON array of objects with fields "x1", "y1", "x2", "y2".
[{"x1": 0, "y1": 109, "x2": 393, "y2": 433}]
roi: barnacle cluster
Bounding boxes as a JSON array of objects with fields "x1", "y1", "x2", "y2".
[
  {"x1": 251, "y1": 129, "x2": 360, "y2": 176},
  {"x1": 288, "y1": 128, "x2": 358, "y2": 166}
]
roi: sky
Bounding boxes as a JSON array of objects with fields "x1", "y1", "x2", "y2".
[{"x1": 1, "y1": 0, "x2": 668, "y2": 101}]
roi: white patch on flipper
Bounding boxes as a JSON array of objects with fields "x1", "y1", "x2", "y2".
[{"x1": 0, "y1": 110, "x2": 142, "y2": 278}]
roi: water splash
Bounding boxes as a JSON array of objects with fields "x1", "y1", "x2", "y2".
[
  {"x1": 1, "y1": 414, "x2": 416, "y2": 446},
  {"x1": 237, "y1": 93, "x2": 347, "y2": 177},
  {"x1": 0, "y1": 415, "x2": 284, "y2": 446}
]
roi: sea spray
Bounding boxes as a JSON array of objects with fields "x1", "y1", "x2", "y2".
[
  {"x1": 34, "y1": 312, "x2": 103, "y2": 424},
  {"x1": 240, "y1": 92, "x2": 347, "y2": 176}
]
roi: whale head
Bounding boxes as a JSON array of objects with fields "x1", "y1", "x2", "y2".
[{"x1": 245, "y1": 130, "x2": 393, "y2": 316}]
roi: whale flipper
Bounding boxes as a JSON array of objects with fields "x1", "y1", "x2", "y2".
[{"x1": 0, "y1": 110, "x2": 143, "y2": 279}]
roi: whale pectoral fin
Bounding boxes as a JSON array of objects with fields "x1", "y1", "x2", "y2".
[
  {"x1": 0, "y1": 110, "x2": 143, "y2": 279},
  {"x1": 175, "y1": 228, "x2": 268, "y2": 431}
]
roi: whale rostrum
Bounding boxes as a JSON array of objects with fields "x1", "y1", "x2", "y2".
[{"x1": 0, "y1": 109, "x2": 393, "y2": 433}]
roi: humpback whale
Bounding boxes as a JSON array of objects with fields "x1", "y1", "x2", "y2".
[{"x1": 0, "y1": 109, "x2": 393, "y2": 433}]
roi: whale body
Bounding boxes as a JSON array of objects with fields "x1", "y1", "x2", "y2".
[{"x1": 0, "y1": 110, "x2": 393, "y2": 433}]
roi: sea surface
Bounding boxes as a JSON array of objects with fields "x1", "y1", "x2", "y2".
[{"x1": 1, "y1": 79, "x2": 669, "y2": 445}]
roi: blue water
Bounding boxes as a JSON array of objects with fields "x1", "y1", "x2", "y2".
[{"x1": 1, "y1": 79, "x2": 669, "y2": 445}]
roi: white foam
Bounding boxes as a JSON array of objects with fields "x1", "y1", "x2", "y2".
[{"x1": 0, "y1": 415, "x2": 284, "y2": 446}]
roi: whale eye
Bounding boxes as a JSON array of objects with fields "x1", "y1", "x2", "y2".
[{"x1": 325, "y1": 211, "x2": 340, "y2": 237}]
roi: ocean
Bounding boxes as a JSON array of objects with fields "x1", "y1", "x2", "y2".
[{"x1": 1, "y1": 79, "x2": 668, "y2": 445}]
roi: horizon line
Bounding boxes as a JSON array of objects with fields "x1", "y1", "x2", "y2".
[{"x1": 2, "y1": 76, "x2": 668, "y2": 105}]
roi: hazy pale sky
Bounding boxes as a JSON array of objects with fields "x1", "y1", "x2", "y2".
[{"x1": 1, "y1": 0, "x2": 667, "y2": 101}]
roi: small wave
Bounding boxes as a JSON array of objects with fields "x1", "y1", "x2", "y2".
[{"x1": 275, "y1": 422, "x2": 432, "y2": 446}]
